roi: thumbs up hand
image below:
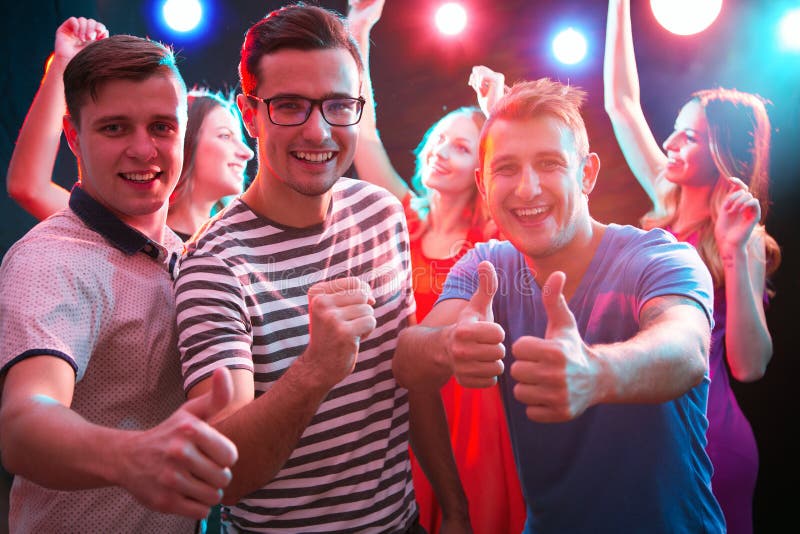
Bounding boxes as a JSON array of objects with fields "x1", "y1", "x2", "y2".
[
  {"x1": 119, "y1": 367, "x2": 239, "y2": 518},
  {"x1": 510, "y1": 271, "x2": 600, "y2": 423},
  {"x1": 449, "y1": 261, "x2": 506, "y2": 388}
]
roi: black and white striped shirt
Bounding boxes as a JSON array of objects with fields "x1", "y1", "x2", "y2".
[{"x1": 175, "y1": 178, "x2": 417, "y2": 533}]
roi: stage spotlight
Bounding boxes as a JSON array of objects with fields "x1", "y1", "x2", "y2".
[
  {"x1": 651, "y1": 0, "x2": 722, "y2": 36},
  {"x1": 162, "y1": 0, "x2": 203, "y2": 33},
  {"x1": 552, "y1": 28, "x2": 587, "y2": 65},
  {"x1": 435, "y1": 2, "x2": 468, "y2": 36},
  {"x1": 779, "y1": 8, "x2": 800, "y2": 51}
]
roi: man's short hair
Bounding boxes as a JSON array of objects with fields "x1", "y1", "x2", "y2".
[
  {"x1": 479, "y1": 78, "x2": 590, "y2": 174},
  {"x1": 239, "y1": 3, "x2": 364, "y2": 96},
  {"x1": 64, "y1": 34, "x2": 185, "y2": 127}
]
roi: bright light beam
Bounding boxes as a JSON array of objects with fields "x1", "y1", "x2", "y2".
[
  {"x1": 163, "y1": 0, "x2": 203, "y2": 33},
  {"x1": 651, "y1": 0, "x2": 722, "y2": 36},
  {"x1": 435, "y1": 3, "x2": 468, "y2": 36},
  {"x1": 779, "y1": 8, "x2": 800, "y2": 52},
  {"x1": 552, "y1": 28, "x2": 588, "y2": 65}
]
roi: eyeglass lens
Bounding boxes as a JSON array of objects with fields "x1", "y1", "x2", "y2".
[{"x1": 268, "y1": 97, "x2": 362, "y2": 126}]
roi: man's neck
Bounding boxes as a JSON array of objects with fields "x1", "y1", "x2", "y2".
[
  {"x1": 242, "y1": 173, "x2": 331, "y2": 228},
  {"x1": 525, "y1": 220, "x2": 607, "y2": 302},
  {"x1": 123, "y1": 211, "x2": 169, "y2": 244}
]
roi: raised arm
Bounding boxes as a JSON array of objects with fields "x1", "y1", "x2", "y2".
[
  {"x1": 6, "y1": 17, "x2": 108, "y2": 220},
  {"x1": 603, "y1": 0, "x2": 667, "y2": 210},
  {"x1": 347, "y1": 0, "x2": 411, "y2": 200},
  {"x1": 0, "y1": 357, "x2": 238, "y2": 519},
  {"x1": 714, "y1": 178, "x2": 773, "y2": 381}
]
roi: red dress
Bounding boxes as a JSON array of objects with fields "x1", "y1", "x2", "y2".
[{"x1": 403, "y1": 196, "x2": 527, "y2": 534}]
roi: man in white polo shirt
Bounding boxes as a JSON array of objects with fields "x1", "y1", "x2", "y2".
[{"x1": 0, "y1": 34, "x2": 237, "y2": 532}]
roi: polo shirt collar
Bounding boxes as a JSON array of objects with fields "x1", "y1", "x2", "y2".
[{"x1": 68, "y1": 184, "x2": 167, "y2": 260}]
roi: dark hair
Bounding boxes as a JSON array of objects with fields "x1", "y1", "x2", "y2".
[
  {"x1": 238, "y1": 2, "x2": 363, "y2": 95},
  {"x1": 170, "y1": 88, "x2": 243, "y2": 208},
  {"x1": 64, "y1": 34, "x2": 185, "y2": 126}
]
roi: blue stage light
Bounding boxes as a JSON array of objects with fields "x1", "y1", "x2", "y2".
[{"x1": 162, "y1": 0, "x2": 203, "y2": 33}]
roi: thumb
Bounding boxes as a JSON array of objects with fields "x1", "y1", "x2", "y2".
[
  {"x1": 466, "y1": 261, "x2": 497, "y2": 321},
  {"x1": 541, "y1": 271, "x2": 576, "y2": 338},
  {"x1": 182, "y1": 367, "x2": 234, "y2": 422}
]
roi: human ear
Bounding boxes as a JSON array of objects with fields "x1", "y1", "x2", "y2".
[
  {"x1": 236, "y1": 93, "x2": 258, "y2": 138},
  {"x1": 63, "y1": 115, "x2": 81, "y2": 158},
  {"x1": 580, "y1": 153, "x2": 601, "y2": 195}
]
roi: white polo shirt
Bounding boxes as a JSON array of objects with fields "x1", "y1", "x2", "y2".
[{"x1": 0, "y1": 186, "x2": 194, "y2": 533}]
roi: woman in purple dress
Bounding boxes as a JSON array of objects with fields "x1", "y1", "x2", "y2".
[{"x1": 603, "y1": 1, "x2": 782, "y2": 533}]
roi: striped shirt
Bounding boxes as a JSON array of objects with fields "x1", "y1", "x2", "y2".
[{"x1": 174, "y1": 178, "x2": 417, "y2": 533}]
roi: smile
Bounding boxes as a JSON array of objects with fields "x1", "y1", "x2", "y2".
[
  {"x1": 120, "y1": 171, "x2": 159, "y2": 183},
  {"x1": 514, "y1": 206, "x2": 549, "y2": 217},
  {"x1": 293, "y1": 151, "x2": 335, "y2": 163}
]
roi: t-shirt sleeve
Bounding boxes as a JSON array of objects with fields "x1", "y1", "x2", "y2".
[
  {"x1": 437, "y1": 243, "x2": 490, "y2": 304},
  {"x1": 633, "y1": 231, "x2": 715, "y2": 327},
  {"x1": 0, "y1": 241, "x2": 102, "y2": 379},
  {"x1": 174, "y1": 251, "x2": 254, "y2": 392},
  {"x1": 395, "y1": 200, "x2": 417, "y2": 321}
]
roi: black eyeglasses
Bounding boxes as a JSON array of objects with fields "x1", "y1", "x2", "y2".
[{"x1": 247, "y1": 95, "x2": 366, "y2": 126}]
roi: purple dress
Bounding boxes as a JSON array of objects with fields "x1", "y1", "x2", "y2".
[
  {"x1": 706, "y1": 286, "x2": 759, "y2": 534},
  {"x1": 677, "y1": 230, "x2": 759, "y2": 534}
]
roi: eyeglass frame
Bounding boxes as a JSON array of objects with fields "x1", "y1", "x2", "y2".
[{"x1": 245, "y1": 94, "x2": 366, "y2": 127}]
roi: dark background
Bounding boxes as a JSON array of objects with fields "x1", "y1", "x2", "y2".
[{"x1": 1, "y1": 1, "x2": 798, "y2": 532}]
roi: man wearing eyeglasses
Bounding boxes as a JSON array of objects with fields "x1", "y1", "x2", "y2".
[{"x1": 173, "y1": 4, "x2": 470, "y2": 533}]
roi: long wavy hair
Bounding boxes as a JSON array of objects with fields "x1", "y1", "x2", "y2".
[
  {"x1": 409, "y1": 106, "x2": 490, "y2": 240},
  {"x1": 642, "y1": 88, "x2": 781, "y2": 289}
]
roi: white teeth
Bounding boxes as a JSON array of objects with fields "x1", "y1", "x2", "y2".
[
  {"x1": 121, "y1": 172, "x2": 157, "y2": 182},
  {"x1": 294, "y1": 151, "x2": 334, "y2": 162},
  {"x1": 515, "y1": 206, "x2": 548, "y2": 217}
]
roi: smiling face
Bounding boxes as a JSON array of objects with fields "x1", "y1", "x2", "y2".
[
  {"x1": 662, "y1": 100, "x2": 720, "y2": 189},
  {"x1": 477, "y1": 115, "x2": 598, "y2": 260},
  {"x1": 419, "y1": 113, "x2": 482, "y2": 197},
  {"x1": 240, "y1": 48, "x2": 360, "y2": 213},
  {"x1": 64, "y1": 73, "x2": 186, "y2": 232},
  {"x1": 192, "y1": 105, "x2": 254, "y2": 201}
]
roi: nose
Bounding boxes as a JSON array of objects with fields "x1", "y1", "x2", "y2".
[
  {"x1": 125, "y1": 128, "x2": 157, "y2": 161},
  {"x1": 237, "y1": 139, "x2": 254, "y2": 161},
  {"x1": 662, "y1": 130, "x2": 680, "y2": 152},
  {"x1": 300, "y1": 105, "x2": 332, "y2": 144},
  {"x1": 515, "y1": 166, "x2": 542, "y2": 200},
  {"x1": 431, "y1": 142, "x2": 450, "y2": 160}
]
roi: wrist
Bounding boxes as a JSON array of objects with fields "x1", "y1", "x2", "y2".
[
  {"x1": 100, "y1": 427, "x2": 133, "y2": 487},
  {"x1": 719, "y1": 245, "x2": 748, "y2": 269},
  {"x1": 46, "y1": 53, "x2": 71, "y2": 75},
  {"x1": 291, "y1": 351, "x2": 340, "y2": 394},
  {"x1": 434, "y1": 325, "x2": 457, "y2": 384}
]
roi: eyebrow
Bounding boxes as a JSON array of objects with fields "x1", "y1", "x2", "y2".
[
  {"x1": 436, "y1": 134, "x2": 476, "y2": 147},
  {"x1": 92, "y1": 113, "x2": 179, "y2": 124},
  {"x1": 265, "y1": 91, "x2": 359, "y2": 100},
  {"x1": 674, "y1": 125, "x2": 704, "y2": 136},
  {"x1": 491, "y1": 149, "x2": 565, "y2": 161}
]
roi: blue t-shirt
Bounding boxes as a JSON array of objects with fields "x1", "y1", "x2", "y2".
[{"x1": 439, "y1": 224, "x2": 725, "y2": 534}]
